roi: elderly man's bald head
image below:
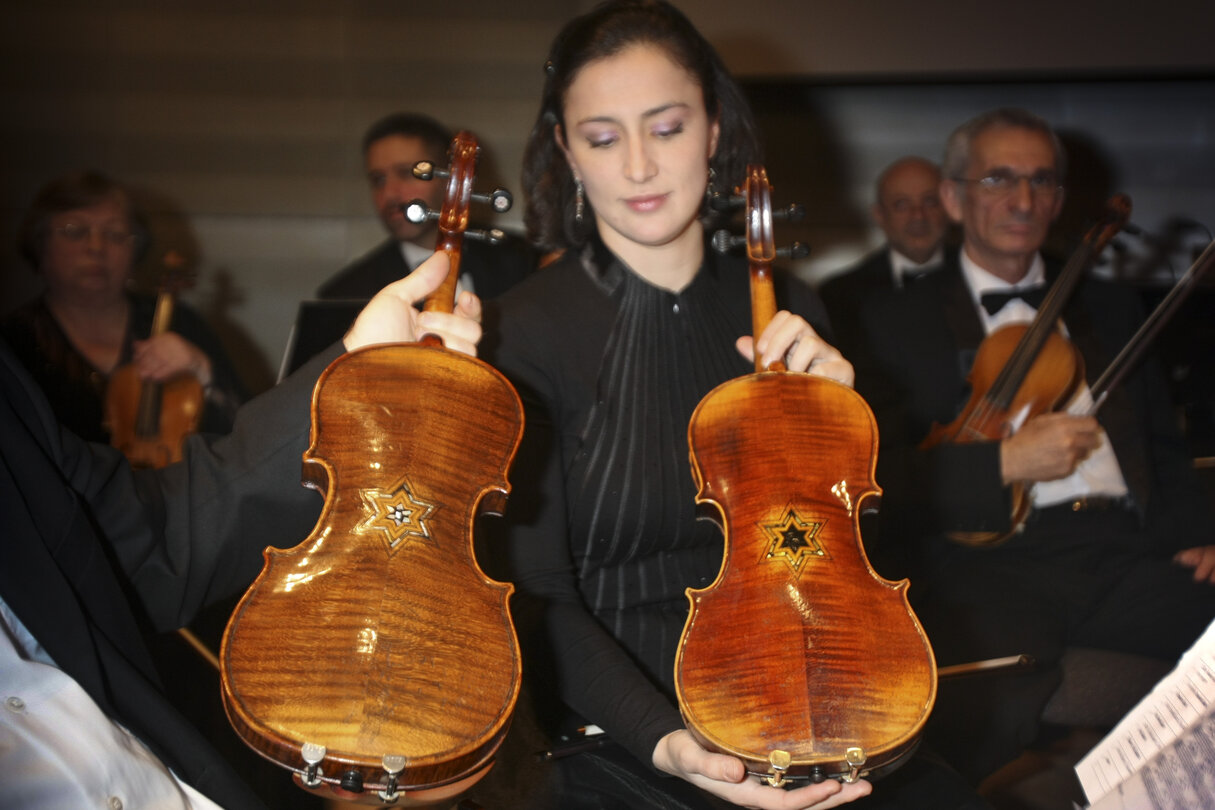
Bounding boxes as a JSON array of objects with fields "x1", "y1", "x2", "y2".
[{"x1": 872, "y1": 157, "x2": 947, "y2": 265}]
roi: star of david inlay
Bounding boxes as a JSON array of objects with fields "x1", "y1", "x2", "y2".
[
  {"x1": 762, "y1": 507, "x2": 827, "y2": 575},
  {"x1": 358, "y1": 478, "x2": 438, "y2": 555}
]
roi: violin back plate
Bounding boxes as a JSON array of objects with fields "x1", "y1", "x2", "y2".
[
  {"x1": 678, "y1": 373, "x2": 936, "y2": 783},
  {"x1": 221, "y1": 343, "x2": 522, "y2": 792}
]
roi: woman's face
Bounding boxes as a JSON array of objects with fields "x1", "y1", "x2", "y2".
[
  {"x1": 41, "y1": 195, "x2": 136, "y2": 303},
  {"x1": 560, "y1": 43, "x2": 719, "y2": 264}
]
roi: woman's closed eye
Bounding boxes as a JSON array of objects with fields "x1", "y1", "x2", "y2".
[{"x1": 652, "y1": 122, "x2": 684, "y2": 139}]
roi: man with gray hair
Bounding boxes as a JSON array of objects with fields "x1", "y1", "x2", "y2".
[{"x1": 853, "y1": 106, "x2": 1215, "y2": 786}]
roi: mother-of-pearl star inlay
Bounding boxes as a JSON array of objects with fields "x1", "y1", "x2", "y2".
[{"x1": 358, "y1": 478, "x2": 438, "y2": 554}]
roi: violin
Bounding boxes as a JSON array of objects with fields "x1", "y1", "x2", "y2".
[
  {"x1": 220, "y1": 132, "x2": 523, "y2": 802},
  {"x1": 104, "y1": 251, "x2": 204, "y2": 469},
  {"x1": 919, "y1": 194, "x2": 1131, "y2": 546},
  {"x1": 675, "y1": 166, "x2": 936, "y2": 786}
]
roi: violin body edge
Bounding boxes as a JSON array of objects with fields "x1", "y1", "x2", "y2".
[
  {"x1": 220, "y1": 342, "x2": 524, "y2": 794},
  {"x1": 677, "y1": 371, "x2": 937, "y2": 785}
]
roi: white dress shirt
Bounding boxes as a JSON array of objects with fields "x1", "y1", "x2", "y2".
[
  {"x1": 889, "y1": 246, "x2": 944, "y2": 288},
  {"x1": 0, "y1": 598, "x2": 221, "y2": 810}
]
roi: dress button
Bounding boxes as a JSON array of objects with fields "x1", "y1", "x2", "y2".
[
  {"x1": 4, "y1": 696, "x2": 25, "y2": 712},
  {"x1": 108, "y1": 797, "x2": 123, "y2": 810},
  {"x1": 673, "y1": 302, "x2": 680, "y2": 314}
]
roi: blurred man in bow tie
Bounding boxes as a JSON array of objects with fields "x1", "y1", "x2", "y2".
[{"x1": 851, "y1": 107, "x2": 1215, "y2": 788}]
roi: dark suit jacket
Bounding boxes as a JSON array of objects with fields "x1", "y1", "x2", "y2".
[
  {"x1": 853, "y1": 248, "x2": 1208, "y2": 568},
  {"x1": 821, "y1": 247, "x2": 947, "y2": 363},
  {"x1": 0, "y1": 338, "x2": 337, "y2": 809},
  {"x1": 819, "y1": 249, "x2": 894, "y2": 361},
  {"x1": 316, "y1": 235, "x2": 536, "y2": 301}
]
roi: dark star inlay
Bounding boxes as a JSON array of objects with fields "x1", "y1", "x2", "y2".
[{"x1": 761, "y1": 507, "x2": 827, "y2": 575}]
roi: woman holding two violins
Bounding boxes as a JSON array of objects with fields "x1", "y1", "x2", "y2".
[
  {"x1": 3, "y1": 170, "x2": 243, "y2": 446},
  {"x1": 485, "y1": 3, "x2": 984, "y2": 808}
]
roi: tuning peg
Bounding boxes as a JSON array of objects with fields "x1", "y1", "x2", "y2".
[
  {"x1": 412, "y1": 160, "x2": 442, "y2": 181},
  {"x1": 773, "y1": 203, "x2": 805, "y2": 224},
  {"x1": 410, "y1": 160, "x2": 512, "y2": 214},
  {"x1": 465, "y1": 227, "x2": 505, "y2": 245},
  {"x1": 709, "y1": 192, "x2": 742, "y2": 213},
  {"x1": 711, "y1": 229, "x2": 745, "y2": 254},
  {"x1": 777, "y1": 241, "x2": 810, "y2": 260},
  {"x1": 473, "y1": 188, "x2": 513, "y2": 213},
  {"x1": 402, "y1": 199, "x2": 438, "y2": 225}
]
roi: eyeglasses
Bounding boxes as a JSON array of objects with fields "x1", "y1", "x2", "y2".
[
  {"x1": 53, "y1": 222, "x2": 137, "y2": 247},
  {"x1": 953, "y1": 169, "x2": 1062, "y2": 199}
]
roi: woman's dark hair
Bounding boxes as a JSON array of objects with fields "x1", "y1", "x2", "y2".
[
  {"x1": 522, "y1": 0, "x2": 762, "y2": 251},
  {"x1": 17, "y1": 170, "x2": 145, "y2": 268}
]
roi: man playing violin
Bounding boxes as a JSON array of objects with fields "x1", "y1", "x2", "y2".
[{"x1": 852, "y1": 107, "x2": 1215, "y2": 786}]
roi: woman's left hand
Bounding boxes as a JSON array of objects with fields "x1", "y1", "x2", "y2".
[
  {"x1": 736, "y1": 311, "x2": 854, "y2": 387},
  {"x1": 653, "y1": 730, "x2": 871, "y2": 809},
  {"x1": 133, "y1": 332, "x2": 213, "y2": 386}
]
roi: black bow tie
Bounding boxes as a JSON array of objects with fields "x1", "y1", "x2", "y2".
[{"x1": 980, "y1": 285, "x2": 1048, "y2": 316}]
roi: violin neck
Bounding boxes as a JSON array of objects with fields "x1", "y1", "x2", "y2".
[
  {"x1": 422, "y1": 233, "x2": 462, "y2": 316},
  {"x1": 750, "y1": 261, "x2": 778, "y2": 372},
  {"x1": 134, "y1": 289, "x2": 177, "y2": 436},
  {"x1": 150, "y1": 288, "x2": 176, "y2": 338}
]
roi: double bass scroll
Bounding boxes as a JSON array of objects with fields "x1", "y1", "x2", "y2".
[
  {"x1": 675, "y1": 166, "x2": 936, "y2": 787},
  {"x1": 220, "y1": 132, "x2": 523, "y2": 802}
]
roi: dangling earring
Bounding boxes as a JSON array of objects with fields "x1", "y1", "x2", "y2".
[
  {"x1": 575, "y1": 179, "x2": 585, "y2": 223},
  {"x1": 705, "y1": 166, "x2": 717, "y2": 204}
]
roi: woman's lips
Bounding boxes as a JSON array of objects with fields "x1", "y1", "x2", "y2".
[{"x1": 624, "y1": 193, "x2": 668, "y2": 213}]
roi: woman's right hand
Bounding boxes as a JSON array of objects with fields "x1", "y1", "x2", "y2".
[{"x1": 652, "y1": 730, "x2": 871, "y2": 809}]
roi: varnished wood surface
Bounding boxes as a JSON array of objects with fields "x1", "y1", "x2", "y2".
[
  {"x1": 105, "y1": 361, "x2": 203, "y2": 469},
  {"x1": 221, "y1": 343, "x2": 523, "y2": 792},
  {"x1": 679, "y1": 373, "x2": 936, "y2": 781}
]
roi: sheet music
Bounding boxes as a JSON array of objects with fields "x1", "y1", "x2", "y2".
[{"x1": 1076, "y1": 619, "x2": 1215, "y2": 808}]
